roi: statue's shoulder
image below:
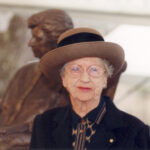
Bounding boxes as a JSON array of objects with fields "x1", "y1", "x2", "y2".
[
  {"x1": 13, "y1": 62, "x2": 40, "y2": 78},
  {"x1": 17, "y1": 61, "x2": 39, "y2": 73}
]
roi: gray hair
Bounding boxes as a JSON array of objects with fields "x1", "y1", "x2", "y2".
[
  {"x1": 101, "y1": 58, "x2": 114, "y2": 78},
  {"x1": 60, "y1": 58, "x2": 114, "y2": 78}
]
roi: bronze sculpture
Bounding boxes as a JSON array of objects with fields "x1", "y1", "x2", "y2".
[{"x1": 0, "y1": 9, "x2": 73, "y2": 150}]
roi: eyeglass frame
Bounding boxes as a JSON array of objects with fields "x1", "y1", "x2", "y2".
[{"x1": 61, "y1": 63, "x2": 106, "y2": 78}]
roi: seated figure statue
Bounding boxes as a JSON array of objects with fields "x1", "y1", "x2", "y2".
[{"x1": 0, "y1": 9, "x2": 73, "y2": 150}]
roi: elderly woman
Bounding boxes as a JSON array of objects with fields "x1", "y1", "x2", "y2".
[{"x1": 30, "y1": 28, "x2": 150, "y2": 150}]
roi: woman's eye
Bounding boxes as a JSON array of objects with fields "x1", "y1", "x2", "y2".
[
  {"x1": 91, "y1": 66, "x2": 97, "y2": 72},
  {"x1": 72, "y1": 66, "x2": 79, "y2": 72}
]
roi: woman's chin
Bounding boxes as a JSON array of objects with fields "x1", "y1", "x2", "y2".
[{"x1": 76, "y1": 95, "x2": 93, "y2": 102}]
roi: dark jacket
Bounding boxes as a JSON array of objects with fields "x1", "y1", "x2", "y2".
[{"x1": 30, "y1": 96, "x2": 150, "y2": 150}]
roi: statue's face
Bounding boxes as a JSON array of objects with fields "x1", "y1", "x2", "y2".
[{"x1": 28, "y1": 26, "x2": 53, "y2": 58}]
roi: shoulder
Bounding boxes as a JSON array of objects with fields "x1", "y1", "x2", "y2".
[
  {"x1": 120, "y1": 110, "x2": 150, "y2": 138},
  {"x1": 34, "y1": 105, "x2": 70, "y2": 125},
  {"x1": 104, "y1": 96, "x2": 148, "y2": 130},
  {"x1": 17, "y1": 62, "x2": 39, "y2": 73},
  {"x1": 121, "y1": 110, "x2": 147, "y2": 128},
  {"x1": 114, "y1": 102, "x2": 149, "y2": 139},
  {"x1": 43, "y1": 105, "x2": 70, "y2": 116},
  {"x1": 114, "y1": 111, "x2": 150, "y2": 148},
  {"x1": 9, "y1": 62, "x2": 39, "y2": 80},
  {"x1": 121, "y1": 111, "x2": 150, "y2": 147},
  {"x1": 104, "y1": 96, "x2": 150, "y2": 147}
]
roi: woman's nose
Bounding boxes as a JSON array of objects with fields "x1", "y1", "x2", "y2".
[{"x1": 80, "y1": 71, "x2": 90, "y2": 82}]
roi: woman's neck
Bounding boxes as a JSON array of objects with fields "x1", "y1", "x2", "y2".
[{"x1": 70, "y1": 97, "x2": 100, "y2": 118}]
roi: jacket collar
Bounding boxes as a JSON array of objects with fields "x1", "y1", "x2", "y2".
[
  {"x1": 53, "y1": 96, "x2": 127, "y2": 129},
  {"x1": 71, "y1": 96, "x2": 106, "y2": 128}
]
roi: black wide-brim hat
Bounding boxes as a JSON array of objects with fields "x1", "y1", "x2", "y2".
[{"x1": 40, "y1": 28, "x2": 125, "y2": 83}]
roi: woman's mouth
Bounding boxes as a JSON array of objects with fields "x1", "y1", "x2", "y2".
[{"x1": 78, "y1": 86, "x2": 92, "y2": 92}]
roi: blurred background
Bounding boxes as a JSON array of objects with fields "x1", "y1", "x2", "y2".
[{"x1": 0, "y1": 0, "x2": 150, "y2": 125}]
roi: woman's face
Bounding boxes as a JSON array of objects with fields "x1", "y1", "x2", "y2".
[{"x1": 61, "y1": 57, "x2": 107, "y2": 102}]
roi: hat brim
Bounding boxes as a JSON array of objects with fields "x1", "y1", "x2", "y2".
[{"x1": 40, "y1": 41, "x2": 125, "y2": 83}]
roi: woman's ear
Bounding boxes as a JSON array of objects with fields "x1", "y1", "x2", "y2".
[
  {"x1": 103, "y1": 77, "x2": 107, "y2": 89},
  {"x1": 61, "y1": 76, "x2": 66, "y2": 88}
]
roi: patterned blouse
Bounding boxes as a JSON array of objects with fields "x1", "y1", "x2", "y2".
[{"x1": 71, "y1": 96, "x2": 106, "y2": 150}]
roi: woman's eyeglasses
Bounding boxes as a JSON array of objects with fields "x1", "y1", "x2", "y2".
[{"x1": 66, "y1": 64, "x2": 105, "y2": 78}]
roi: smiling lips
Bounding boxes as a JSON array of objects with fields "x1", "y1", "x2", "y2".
[{"x1": 78, "y1": 86, "x2": 92, "y2": 92}]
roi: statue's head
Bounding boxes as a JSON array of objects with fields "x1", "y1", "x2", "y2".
[{"x1": 28, "y1": 9, "x2": 73, "y2": 58}]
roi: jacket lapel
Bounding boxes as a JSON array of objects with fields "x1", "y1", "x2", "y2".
[{"x1": 100, "y1": 97, "x2": 128, "y2": 148}]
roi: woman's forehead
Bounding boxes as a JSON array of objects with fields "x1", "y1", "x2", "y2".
[{"x1": 66, "y1": 57, "x2": 104, "y2": 66}]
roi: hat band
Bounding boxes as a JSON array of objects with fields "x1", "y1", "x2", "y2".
[{"x1": 57, "y1": 32, "x2": 104, "y2": 48}]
